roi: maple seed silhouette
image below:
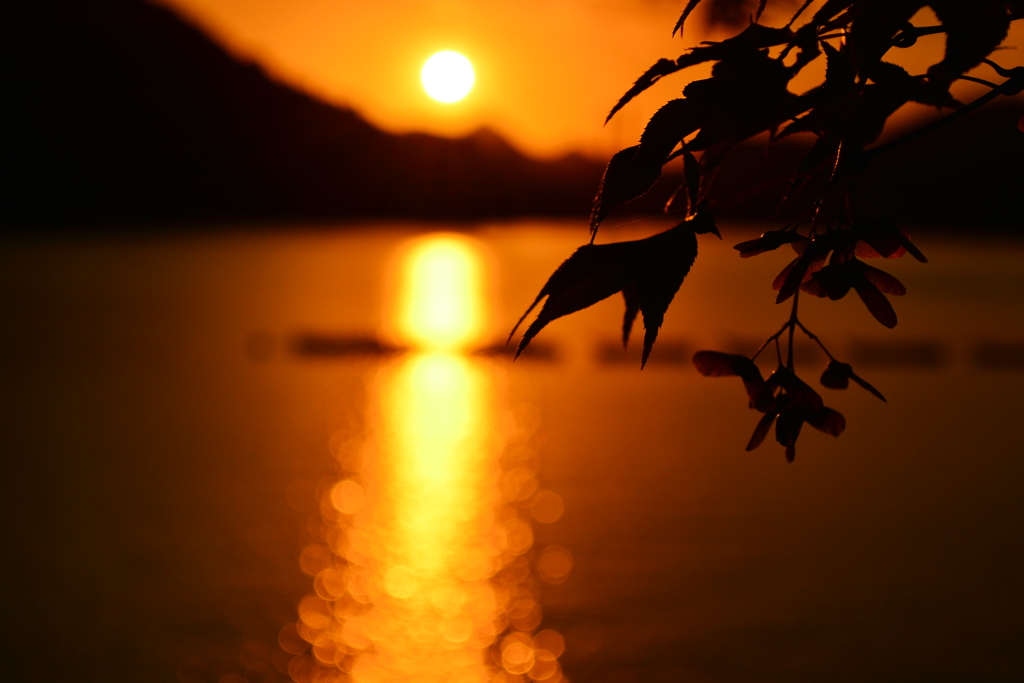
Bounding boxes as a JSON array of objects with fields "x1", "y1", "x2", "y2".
[{"x1": 515, "y1": 0, "x2": 1022, "y2": 460}]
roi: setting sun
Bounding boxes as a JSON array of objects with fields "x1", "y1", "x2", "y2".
[{"x1": 421, "y1": 50, "x2": 475, "y2": 103}]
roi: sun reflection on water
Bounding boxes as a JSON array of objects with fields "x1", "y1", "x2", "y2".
[{"x1": 287, "y1": 234, "x2": 568, "y2": 683}]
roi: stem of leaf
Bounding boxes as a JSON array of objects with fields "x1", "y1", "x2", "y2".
[
  {"x1": 787, "y1": 291, "x2": 799, "y2": 369},
  {"x1": 796, "y1": 320, "x2": 836, "y2": 362},
  {"x1": 957, "y1": 75, "x2": 999, "y2": 88},
  {"x1": 751, "y1": 320, "x2": 790, "y2": 362},
  {"x1": 863, "y1": 85, "x2": 1010, "y2": 162}
]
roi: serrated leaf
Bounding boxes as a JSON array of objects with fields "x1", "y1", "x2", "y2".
[
  {"x1": 927, "y1": 0, "x2": 1011, "y2": 87},
  {"x1": 673, "y1": 0, "x2": 705, "y2": 38},
  {"x1": 848, "y1": 1, "x2": 925, "y2": 80},
  {"x1": 754, "y1": 0, "x2": 769, "y2": 23},
  {"x1": 592, "y1": 99, "x2": 705, "y2": 235},
  {"x1": 589, "y1": 146, "x2": 658, "y2": 235},
  {"x1": 809, "y1": 0, "x2": 856, "y2": 27},
  {"x1": 513, "y1": 212, "x2": 718, "y2": 367},
  {"x1": 606, "y1": 58, "x2": 684, "y2": 124}
]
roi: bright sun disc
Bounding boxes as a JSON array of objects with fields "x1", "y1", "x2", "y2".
[{"x1": 421, "y1": 51, "x2": 475, "y2": 103}]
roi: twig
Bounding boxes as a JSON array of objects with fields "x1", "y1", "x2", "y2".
[
  {"x1": 787, "y1": 291, "x2": 799, "y2": 368},
  {"x1": 863, "y1": 85, "x2": 1009, "y2": 162},
  {"x1": 796, "y1": 320, "x2": 836, "y2": 362}
]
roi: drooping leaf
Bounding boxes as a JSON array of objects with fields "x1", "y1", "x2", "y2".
[
  {"x1": 589, "y1": 146, "x2": 659, "y2": 235},
  {"x1": 513, "y1": 212, "x2": 719, "y2": 367},
  {"x1": 592, "y1": 99, "x2": 706, "y2": 235},
  {"x1": 606, "y1": 58, "x2": 684, "y2": 124},
  {"x1": 607, "y1": 25, "x2": 797, "y2": 123},
  {"x1": 673, "y1": 0, "x2": 706, "y2": 37},
  {"x1": 754, "y1": 0, "x2": 769, "y2": 23}
]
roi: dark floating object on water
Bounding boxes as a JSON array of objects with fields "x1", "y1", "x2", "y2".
[
  {"x1": 595, "y1": 339, "x2": 689, "y2": 366},
  {"x1": 971, "y1": 341, "x2": 1024, "y2": 370},
  {"x1": 849, "y1": 340, "x2": 947, "y2": 368},
  {"x1": 475, "y1": 341, "x2": 559, "y2": 362},
  {"x1": 291, "y1": 335, "x2": 401, "y2": 358}
]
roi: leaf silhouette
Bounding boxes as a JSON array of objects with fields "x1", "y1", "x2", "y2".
[
  {"x1": 755, "y1": 0, "x2": 769, "y2": 23},
  {"x1": 927, "y1": 0, "x2": 1011, "y2": 87},
  {"x1": 589, "y1": 146, "x2": 656, "y2": 235},
  {"x1": 592, "y1": 99, "x2": 705, "y2": 234},
  {"x1": 673, "y1": 0, "x2": 705, "y2": 37},
  {"x1": 809, "y1": 0, "x2": 856, "y2": 27},
  {"x1": 606, "y1": 58, "x2": 684, "y2": 124},
  {"x1": 513, "y1": 212, "x2": 720, "y2": 367},
  {"x1": 848, "y1": 1, "x2": 924, "y2": 80}
]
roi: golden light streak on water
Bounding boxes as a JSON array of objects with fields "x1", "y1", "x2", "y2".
[
  {"x1": 287, "y1": 234, "x2": 567, "y2": 683},
  {"x1": 394, "y1": 235, "x2": 487, "y2": 351}
]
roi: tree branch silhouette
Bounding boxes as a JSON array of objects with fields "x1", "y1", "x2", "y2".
[{"x1": 511, "y1": 0, "x2": 1022, "y2": 461}]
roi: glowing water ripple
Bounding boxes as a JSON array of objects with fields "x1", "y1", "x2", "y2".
[{"x1": 287, "y1": 234, "x2": 567, "y2": 683}]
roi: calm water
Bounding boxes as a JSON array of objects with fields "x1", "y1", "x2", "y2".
[{"x1": 1, "y1": 223, "x2": 1022, "y2": 683}]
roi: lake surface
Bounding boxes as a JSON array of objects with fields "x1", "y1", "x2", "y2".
[{"x1": 2, "y1": 223, "x2": 1022, "y2": 683}]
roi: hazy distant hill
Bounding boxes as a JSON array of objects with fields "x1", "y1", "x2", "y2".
[
  {"x1": 6, "y1": 0, "x2": 604, "y2": 225},
  {"x1": 5, "y1": 0, "x2": 1021, "y2": 228}
]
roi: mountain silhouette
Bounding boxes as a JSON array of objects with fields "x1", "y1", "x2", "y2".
[
  {"x1": 7, "y1": 0, "x2": 605, "y2": 225},
  {"x1": 6, "y1": 0, "x2": 1020, "y2": 228}
]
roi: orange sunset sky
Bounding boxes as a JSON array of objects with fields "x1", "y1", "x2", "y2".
[{"x1": 155, "y1": 0, "x2": 1023, "y2": 159}]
